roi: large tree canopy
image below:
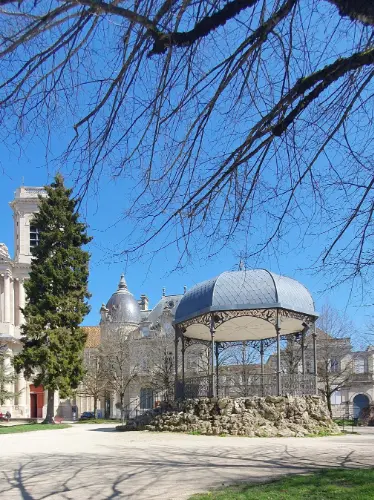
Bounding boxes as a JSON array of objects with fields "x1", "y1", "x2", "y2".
[{"x1": 0, "y1": 0, "x2": 373, "y2": 284}]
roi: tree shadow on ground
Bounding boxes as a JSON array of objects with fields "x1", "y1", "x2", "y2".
[{"x1": 0, "y1": 438, "x2": 373, "y2": 499}]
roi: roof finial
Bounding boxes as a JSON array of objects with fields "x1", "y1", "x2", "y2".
[
  {"x1": 183, "y1": 285, "x2": 187, "y2": 294},
  {"x1": 238, "y1": 259, "x2": 245, "y2": 271},
  {"x1": 118, "y1": 273, "x2": 128, "y2": 290},
  {"x1": 162, "y1": 287, "x2": 166, "y2": 297}
]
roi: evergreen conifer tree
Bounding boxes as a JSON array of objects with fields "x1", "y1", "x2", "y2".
[
  {"x1": 14, "y1": 175, "x2": 92, "y2": 423},
  {"x1": 0, "y1": 344, "x2": 17, "y2": 406}
]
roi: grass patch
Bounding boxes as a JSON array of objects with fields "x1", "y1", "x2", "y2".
[
  {"x1": 0, "y1": 423, "x2": 71, "y2": 434},
  {"x1": 304, "y1": 429, "x2": 342, "y2": 437},
  {"x1": 190, "y1": 468, "x2": 374, "y2": 499},
  {"x1": 333, "y1": 418, "x2": 359, "y2": 427},
  {"x1": 76, "y1": 419, "x2": 119, "y2": 424}
]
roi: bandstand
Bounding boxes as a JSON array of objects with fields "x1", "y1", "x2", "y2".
[{"x1": 174, "y1": 269, "x2": 319, "y2": 399}]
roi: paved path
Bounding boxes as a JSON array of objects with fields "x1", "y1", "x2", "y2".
[{"x1": 1, "y1": 424, "x2": 374, "y2": 499}]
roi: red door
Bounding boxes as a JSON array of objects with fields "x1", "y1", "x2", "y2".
[
  {"x1": 30, "y1": 385, "x2": 44, "y2": 418},
  {"x1": 30, "y1": 394, "x2": 37, "y2": 418}
]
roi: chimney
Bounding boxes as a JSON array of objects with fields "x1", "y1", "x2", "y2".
[{"x1": 139, "y1": 294, "x2": 149, "y2": 311}]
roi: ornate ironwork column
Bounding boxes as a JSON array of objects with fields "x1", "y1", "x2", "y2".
[
  {"x1": 181, "y1": 334, "x2": 186, "y2": 399},
  {"x1": 174, "y1": 325, "x2": 180, "y2": 398},
  {"x1": 215, "y1": 342, "x2": 219, "y2": 397},
  {"x1": 301, "y1": 329, "x2": 306, "y2": 375},
  {"x1": 260, "y1": 340, "x2": 265, "y2": 397},
  {"x1": 276, "y1": 309, "x2": 282, "y2": 396},
  {"x1": 210, "y1": 315, "x2": 216, "y2": 398},
  {"x1": 312, "y1": 321, "x2": 318, "y2": 394}
]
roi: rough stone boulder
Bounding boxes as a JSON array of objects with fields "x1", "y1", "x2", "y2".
[
  {"x1": 117, "y1": 396, "x2": 339, "y2": 437},
  {"x1": 359, "y1": 405, "x2": 374, "y2": 426}
]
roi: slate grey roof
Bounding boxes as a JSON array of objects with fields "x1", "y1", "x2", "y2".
[
  {"x1": 146, "y1": 294, "x2": 183, "y2": 328},
  {"x1": 175, "y1": 269, "x2": 317, "y2": 324},
  {"x1": 105, "y1": 274, "x2": 141, "y2": 325}
]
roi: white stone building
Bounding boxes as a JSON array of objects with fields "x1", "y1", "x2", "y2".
[
  {"x1": 76, "y1": 276, "x2": 187, "y2": 419},
  {"x1": 0, "y1": 185, "x2": 190, "y2": 420},
  {"x1": 264, "y1": 329, "x2": 374, "y2": 419},
  {"x1": 0, "y1": 186, "x2": 60, "y2": 419}
]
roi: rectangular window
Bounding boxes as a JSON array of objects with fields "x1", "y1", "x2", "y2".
[
  {"x1": 140, "y1": 358, "x2": 149, "y2": 372},
  {"x1": 140, "y1": 388, "x2": 154, "y2": 409},
  {"x1": 141, "y1": 326, "x2": 150, "y2": 337},
  {"x1": 330, "y1": 358, "x2": 339, "y2": 373},
  {"x1": 30, "y1": 225, "x2": 40, "y2": 247},
  {"x1": 331, "y1": 391, "x2": 342, "y2": 405},
  {"x1": 354, "y1": 358, "x2": 365, "y2": 374}
]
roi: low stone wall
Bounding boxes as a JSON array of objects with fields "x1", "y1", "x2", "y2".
[{"x1": 117, "y1": 396, "x2": 339, "y2": 437}]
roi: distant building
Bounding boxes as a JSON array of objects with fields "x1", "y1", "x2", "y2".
[
  {"x1": 75, "y1": 275, "x2": 189, "y2": 420},
  {"x1": 0, "y1": 186, "x2": 198, "y2": 420},
  {"x1": 265, "y1": 329, "x2": 374, "y2": 418}
]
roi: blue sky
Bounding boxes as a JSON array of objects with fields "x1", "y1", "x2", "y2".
[
  {"x1": 0, "y1": 140, "x2": 371, "y2": 335},
  {"x1": 0, "y1": 2, "x2": 371, "y2": 337}
]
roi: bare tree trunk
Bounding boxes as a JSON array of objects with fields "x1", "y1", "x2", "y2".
[
  {"x1": 43, "y1": 389, "x2": 55, "y2": 424},
  {"x1": 121, "y1": 394, "x2": 125, "y2": 425},
  {"x1": 94, "y1": 397, "x2": 97, "y2": 418},
  {"x1": 326, "y1": 392, "x2": 333, "y2": 418}
]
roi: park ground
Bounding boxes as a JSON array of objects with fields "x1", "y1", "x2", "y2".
[{"x1": 1, "y1": 425, "x2": 374, "y2": 499}]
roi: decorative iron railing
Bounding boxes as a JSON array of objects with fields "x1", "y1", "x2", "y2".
[{"x1": 181, "y1": 372, "x2": 316, "y2": 399}]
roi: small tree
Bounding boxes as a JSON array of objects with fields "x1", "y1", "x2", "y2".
[
  {"x1": 223, "y1": 342, "x2": 259, "y2": 397},
  {"x1": 14, "y1": 175, "x2": 92, "y2": 423},
  {"x1": 78, "y1": 349, "x2": 107, "y2": 418},
  {"x1": 316, "y1": 304, "x2": 354, "y2": 417},
  {"x1": 147, "y1": 334, "x2": 174, "y2": 402},
  {"x1": 0, "y1": 344, "x2": 17, "y2": 406},
  {"x1": 282, "y1": 336, "x2": 303, "y2": 375},
  {"x1": 100, "y1": 327, "x2": 140, "y2": 424}
]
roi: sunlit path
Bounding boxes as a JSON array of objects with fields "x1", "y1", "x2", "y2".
[{"x1": 1, "y1": 424, "x2": 374, "y2": 499}]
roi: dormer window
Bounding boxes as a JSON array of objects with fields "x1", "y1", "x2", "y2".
[
  {"x1": 330, "y1": 358, "x2": 339, "y2": 373},
  {"x1": 354, "y1": 357, "x2": 365, "y2": 374},
  {"x1": 30, "y1": 225, "x2": 40, "y2": 247}
]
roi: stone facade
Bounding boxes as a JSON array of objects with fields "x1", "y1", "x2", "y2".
[
  {"x1": 266, "y1": 331, "x2": 374, "y2": 419},
  {"x1": 0, "y1": 187, "x2": 61, "y2": 419},
  {"x1": 119, "y1": 395, "x2": 339, "y2": 437},
  {"x1": 76, "y1": 280, "x2": 204, "y2": 420}
]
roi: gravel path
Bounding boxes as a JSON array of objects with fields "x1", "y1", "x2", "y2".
[{"x1": 1, "y1": 424, "x2": 373, "y2": 499}]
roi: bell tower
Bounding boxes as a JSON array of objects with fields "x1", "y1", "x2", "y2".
[{"x1": 9, "y1": 186, "x2": 46, "y2": 264}]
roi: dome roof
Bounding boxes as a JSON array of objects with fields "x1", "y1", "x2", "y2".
[
  {"x1": 175, "y1": 269, "x2": 316, "y2": 325},
  {"x1": 104, "y1": 274, "x2": 141, "y2": 325}
]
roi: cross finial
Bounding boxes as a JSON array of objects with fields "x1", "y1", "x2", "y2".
[
  {"x1": 162, "y1": 287, "x2": 166, "y2": 297},
  {"x1": 239, "y1": 259, "x2": 245, "y2": 271}
]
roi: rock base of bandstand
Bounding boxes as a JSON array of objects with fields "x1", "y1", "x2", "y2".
[
  {"x1": 359, "y1": 404, "x2": 374, "y2": 425},
  {"x1": 117, "y1": 396, "x2": 340, "y2": 437}
]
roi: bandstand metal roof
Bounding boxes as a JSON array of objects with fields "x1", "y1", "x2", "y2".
[{"x1": 175, "y1": 269, "x2": 318, "y2": 342}]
